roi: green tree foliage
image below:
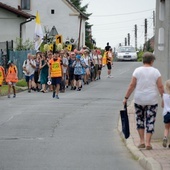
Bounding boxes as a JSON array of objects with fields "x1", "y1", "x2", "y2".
[
  {"x1": 14, "y1": 38, "x2": 34, "y2": 51},
  {"x1": 145, "y1": 40, "x2": 154, "y2": 52}
]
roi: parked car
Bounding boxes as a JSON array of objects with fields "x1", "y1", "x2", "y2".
[{"x1": 116, "y1": 46, "x2": 138, "y2": 61}]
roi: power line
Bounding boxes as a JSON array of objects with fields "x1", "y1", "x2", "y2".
[
  {"x1": 93, "y1": 17, "x2": 147, "y2": 26},
  {"x1": 91, "y1": 9, "x2": 154, "y2": 17}
]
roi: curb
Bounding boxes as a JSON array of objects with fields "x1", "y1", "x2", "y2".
[{"x1": 118, "y1": 107, "x2": 162, "y2": 170}]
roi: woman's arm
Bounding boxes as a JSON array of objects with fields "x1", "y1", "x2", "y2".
[{"x1": 157, "y1": 76, "x2": 164, "y2": 97}]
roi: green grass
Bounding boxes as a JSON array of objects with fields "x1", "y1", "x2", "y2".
[
  {"x1": 16, "y1": 79, "x2": 27, "y2": 87},
  {"x1": 0, "y1": 79, "x2": 27, "y2": 96}
]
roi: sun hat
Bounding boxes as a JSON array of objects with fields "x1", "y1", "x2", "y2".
[{"x1": 7, "y1": 60, "x2": 13, "y2": 65}]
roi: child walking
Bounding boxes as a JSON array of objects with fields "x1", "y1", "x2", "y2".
[
  {"x1": 162, "y1": 79, "x2": 170, "y2": 148},
  {"x1": 6, "y1": 60, "x2": 18, "y2": 98},
  {"x1": 0, "y1": 65, "x2": 5, "y2": 95}
]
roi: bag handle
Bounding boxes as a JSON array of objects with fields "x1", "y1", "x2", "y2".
[{"x1": 124, "y1": 102, "x2": 127, "y2": 110}]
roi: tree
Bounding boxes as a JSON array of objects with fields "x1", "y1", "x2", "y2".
[{"x1": 70, "y1": 0, "x2": 94, "y2": 49}]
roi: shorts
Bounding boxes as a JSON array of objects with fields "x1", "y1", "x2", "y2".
[
  {"x1": 25, "y1": 74, "x2": 34, "y2": 82},
  {"x1": 134, "y1": 103, "x2": 158, "y2": 133},
  {"x1": 107, "y1": 63, "x2": 112, "y2": 70},
  {"x1": 74, "y1": 75, "x2": 82, "y2": 81},
  {"x1": 164, "y1": 112, "x2": 170, "y2": 124},
  {"x1": 8, "y1": 82, "x2": 16, "y2": 86},
  {"x1": 98, "y1": 65, "x2": 102, "y2": 71},
  {"x1": 69, "y1": 73, "x2": 74, "y2": 81},
  {"x1": 51, "y1": 77, "x2": 62, "y2": 85},
  {"x1": 34, "y1": 71, "x2": 39, "y2": 83}
]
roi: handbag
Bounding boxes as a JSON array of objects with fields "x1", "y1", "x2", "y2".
[{"x1": 120, "y1": 103, "x2": 130, "y2": 139}]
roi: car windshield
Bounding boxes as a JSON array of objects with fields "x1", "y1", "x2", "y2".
[{"x1": 118, "y1": 47, "x2": 136, "y2": 52}]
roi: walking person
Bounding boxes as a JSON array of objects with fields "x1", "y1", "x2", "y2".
[
  {"x1": 39, "y1": 53, "x2": 49, "y2": 93},
  {"x1": 6, "y1": 60, "x2": 18, "y2": 98},
  {"x1": 60, "y1": 50, "x2": 68, "y2": 93},
  {"x1": 68, "y1": 52, "x2": 76, "y2": 90},
  {"x1": 106, "y1": 48, "x2": 113, "y2": 78},
  {"x1": 123, "y1": 52, "x2": 164, "y2": 150},
  {"x1": 161, "y1": 80, "x2": 170, "y2": 148},
  {"x1": 96, "y1": 49, "x2": 103, "y2": 80},
  {"x1": 48, "y1": 51, "x2": 63, "y2": 99},
  {"x1": 83, "y1": 49, "x2": 90, "y2": 84},
  {"x1": 0, "y1": 65, "x2": 5, "y2": 95},
  {"x1": 72, "y1": 55, "x2": 85, "y2": 91},
  {"x1": 34, "y1": 52, "x2": 41, "y2": 91},
  {"x1": 23, "y1": 53, "x2": 36, "y2": 93},
  {"x1": 92, "y1": 49, "x2": 99, "y2": 80}
]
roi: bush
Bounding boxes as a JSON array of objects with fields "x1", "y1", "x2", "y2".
[
  {"x1": 137, "y1": 50, "x2": 144, "y2": 62},
  {"x1": 16, "y1": 79, "x2": 27, "y2": 87}
]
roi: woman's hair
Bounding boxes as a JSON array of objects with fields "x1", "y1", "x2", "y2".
[
  {"x1": 142, "y1": 52, "x2": 155, "y2": 64},
  {"x1": 165, "y1": 80, "x2": 170, "y2": 94}
]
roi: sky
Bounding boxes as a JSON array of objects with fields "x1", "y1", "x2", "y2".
[{"x1": 81, "y1": 0, "x2": 156, "y2": 50}]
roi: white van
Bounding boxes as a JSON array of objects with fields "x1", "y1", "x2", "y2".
[{"x1": 116, "y1": 46, "x2": 138, "y2": 61}]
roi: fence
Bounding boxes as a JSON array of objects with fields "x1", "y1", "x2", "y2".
[
  {"x1": 9, "y1": 50, "x2": 36, "y2": 79},
  {"x1": 0, "y1": 41, "x2": 13, "y2": 70}
]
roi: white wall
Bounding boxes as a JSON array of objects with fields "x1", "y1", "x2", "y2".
[
  {"x1": 0, "y1": 0, "x2": 86, "y2": 48},
  {"x1": 0, "y1": 8, "x2": 25, "y2": 42},
  {"x1": 26, "y1": 0, "x2": 86, "y2": 48}
]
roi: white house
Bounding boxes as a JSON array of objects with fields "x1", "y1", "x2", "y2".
[
  {"x1": 0, "y1": 0, "x2": 88, "y2": 50},
  {"x1": 0, "y1": 2, "x2": 35, "y2": 46}
]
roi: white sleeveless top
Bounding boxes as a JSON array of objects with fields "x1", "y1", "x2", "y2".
[{"x1": 163, "y1": 93, "x2": 170, "y2": 116}]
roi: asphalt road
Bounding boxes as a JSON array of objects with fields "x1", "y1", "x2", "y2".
[{"x1": 0, "y1": 62, "x2": 143, "y2": 170}]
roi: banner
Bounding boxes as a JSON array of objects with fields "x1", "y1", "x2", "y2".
[{"x1": 34, "y1": 11, "x2": 43, "y2": 50}]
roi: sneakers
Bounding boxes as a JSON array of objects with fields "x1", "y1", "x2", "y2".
[
  {"x1": 52, "y1": 92, "x2": 55, "y2": 98},
  {"x1": 107, "y1": 75, "x2": 113, "y2": 78},
  {"x1": 56, "y1": 95, "x2": 59, "y2": 99},
  {"x1": 13, "y1": 94, "x2": 16, "y2": 98},
  {"x1": 7, "y1": 95, "x2": 10, "y2": 98},
  {"x1": 77, "y1": 87, "x2": 81, "y2": 91},
  {"x1": 163, "y1": 137, "x2": 168, "y2": 147}
]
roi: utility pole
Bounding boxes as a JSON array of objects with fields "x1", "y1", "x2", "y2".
[
  {"x1": 153, "y1": 11, "x2": 155, "y2": 36},
  {"x1": 125, "y1": 37, "x2": 127, "y2": 46},
  {"x1": 135, "y1": 24, "x2": 137, "y2": 50},
  {"x1": 144, "y1": 18, "x2": 147, "y2": 44},
  {"x1": 127, "y1": 33, "x2": 130, "y2": 46}
]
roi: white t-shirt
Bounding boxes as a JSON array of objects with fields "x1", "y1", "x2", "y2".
[
  {"x1": 84, "y1": 56, "x2": 89, "y2": 66},
  {"x1": 62, "y1": 57, "x2": 68, "y2": 74},
  {"x1": 93, "y1": 55, "x2": 99, "y2": 65},
  {"x1": 133, "y1": 66, "x2": 161, "y2": 105},
  {"x1": 162, "y1": 93, "x2": 170, "y2": 116},
  {"x1": 23, "y1": 59, "x2": 36, "y2": 76}
]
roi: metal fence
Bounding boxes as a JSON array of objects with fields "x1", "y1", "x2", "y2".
[
  {"x1": 9, "y1": 50, "x2": 36, "y2": 79},
  {"x1": 0, "y1": 41, "x2": 13, "y2": 71}
]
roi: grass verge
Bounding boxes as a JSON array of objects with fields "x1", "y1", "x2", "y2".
[{"x1": 1, "y1": 79, "x2": 27, "y2": 96}]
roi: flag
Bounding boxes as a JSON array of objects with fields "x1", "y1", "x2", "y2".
[{"x1": 34, "y1": 11, "x2": 43, "y2": 50}]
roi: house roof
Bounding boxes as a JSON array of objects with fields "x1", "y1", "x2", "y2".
[
  {"x1": 0, "y1": 2, "x2": 35, "y2": 19},
  {"x1": 65, "y1": 0, "x2": 88, "y2": 19}
]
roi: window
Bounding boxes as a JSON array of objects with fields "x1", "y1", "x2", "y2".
[
  {"x1": 21, "y1": 0, "x2": 30, "y2": 10},
  {"x1": 51, "y1": 9, "x2": 55, "y2": 14}
]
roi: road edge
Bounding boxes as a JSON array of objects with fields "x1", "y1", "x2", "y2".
[{"x1": 117, "y1": 106, "x2": 162, "y2": 170}]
